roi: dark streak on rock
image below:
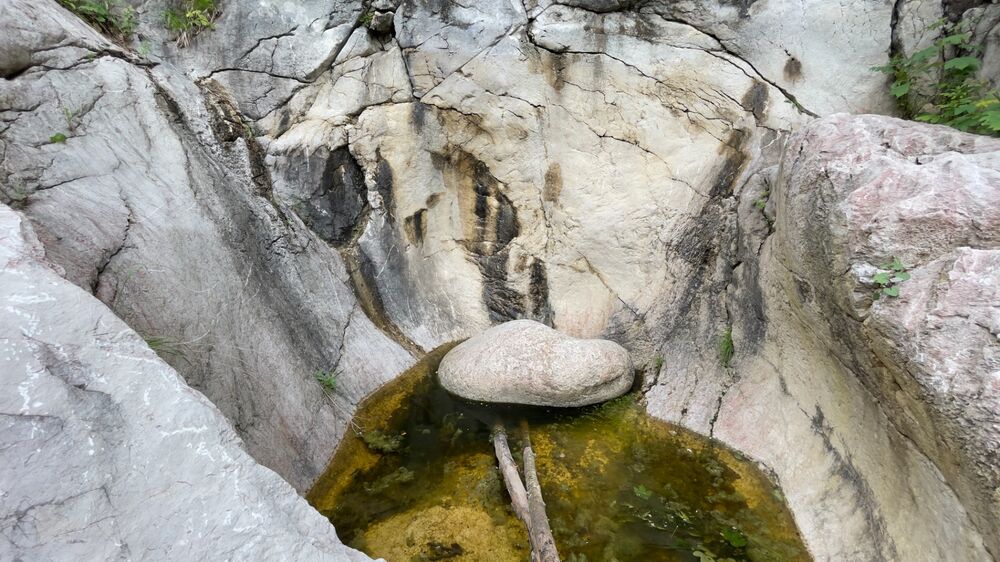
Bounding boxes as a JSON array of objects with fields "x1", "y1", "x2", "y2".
[
  {"x1": 741, "y1": 80, "x2": 768, "y2": 123},
  {"x1": 811, "y1": 406, "x2": 899, "y2": 561},
  {"x1": 404, "y1": 208, "x2": 427, "y2": 245},
  {"x1": 709, "y1": 129, "x2": 749, "y2": 198},
  {"x1": 293, "y1": 147, "x2": 369, "y2": 248},
  {"x1": 783, "y1": 57, "x2": 803, "y2": 81},
  {"x1": 543, "y1": 162, "x2": 563, "y2": 202},
  {"x1": 529, "y1": 258, "x2": 553, "y2": 325}
]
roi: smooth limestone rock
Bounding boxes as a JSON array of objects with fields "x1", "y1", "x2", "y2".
[
  {"x1": 4, "y1": 0, "x2": 1000, "y2": 560},
  {"x1": 0, "y1": 205, "x2": 374, "y2": 561},
  {"x1": 648, "y1": 114, "x2": 998, "y2": 562},
  {"x1": 0, "y1": 0, "x2": 413, "y2": 493},
  {"x1": 438, "y1": 320, "x2": 634, "y2": 407}
]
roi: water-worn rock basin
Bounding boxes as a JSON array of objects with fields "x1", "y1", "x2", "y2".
[{"x1": 308, "y1": 347, "x2": 809, "y2": 561}]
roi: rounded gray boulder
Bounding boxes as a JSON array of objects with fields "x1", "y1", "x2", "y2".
[{"x1": 437, "y1": 320, "x2": 634, "y2": 407}]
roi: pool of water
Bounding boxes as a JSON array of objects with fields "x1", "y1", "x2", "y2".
[{"x1": 308, "y1": 346, "x2": 810, "y2": 562}]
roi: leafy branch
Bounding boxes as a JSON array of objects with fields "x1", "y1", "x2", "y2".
[{"x1": 873, "y1": 18, "x2": 1000, "y2": 136}]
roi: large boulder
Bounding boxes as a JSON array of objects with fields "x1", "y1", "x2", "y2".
[
  {"x1": 773, "y1": 113, "x2": 1000, "y2": 556},
  {"x1": 437, "y1": 320, "x2": 634, "y2": 406}
]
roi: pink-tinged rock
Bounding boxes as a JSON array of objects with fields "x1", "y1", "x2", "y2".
[{"x1": 775, "y1": 113, "x2": 1000, "y2": 555}]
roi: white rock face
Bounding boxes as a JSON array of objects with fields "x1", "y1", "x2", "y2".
[
  {"x1": 4, "y1": 0, "x2": 1000, "y2": 560},
  {"x1": 648, "y1": 114, "x2": 999, "y2": 561},
  {"x1": 438, "y1": 320, "x2": 634, "y2": 406},
  {"x1": 0, "y1": 205, "x2": 373, "y2": 561},
  {"x1": 0, "y1": 0, "x2": 413, "y2": 493},
  {"x1": 775, "y1": 114, "x2": 1000, "y2": 557}
]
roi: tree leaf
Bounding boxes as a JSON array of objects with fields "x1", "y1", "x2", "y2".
[
  {"x1": 938, "y1": 33, "x2": 971, "y2": 46},
  {"x1": 943, "y1": 56, "x2": 981, "y2": 71},
  {"x1": 891, "y1": 272, "x2": 911, "y2": 282},
  {"x1": 890, "y1": 81, "x2": 911, "y2": 98},
  {"x1": 872, "y1": 272, "x2": 891, "y2": 285},
  {"x1": 883, "y1": 286, "x2": 900, "y2": 298},
  {"x1": 912, "y1": 45, "x2": 940, "y2": 62}
]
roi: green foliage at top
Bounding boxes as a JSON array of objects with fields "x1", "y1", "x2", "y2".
[
  {"x1": 717, "y1": 327, "x2": 734, "y2": 368},
  {"x1": 164, "y1": 0, "x2": 219, "y2": 46},
  {"x1": 58, "y1": 0, "x2": 136, "y2": 41},
  {"x1": 873, "y1": 18, "x2": 1000, "y2": 136}
]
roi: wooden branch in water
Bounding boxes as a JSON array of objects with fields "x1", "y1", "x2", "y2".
[
  {"x1": 492, "y1": 421, "x2": 561, "y2": 562},
  {"x1": 492, "y1": 422, "x2": 530, "y2": 523},
  {"x1": 521, "y1": 426, "x2": 560, "y2": 562}
]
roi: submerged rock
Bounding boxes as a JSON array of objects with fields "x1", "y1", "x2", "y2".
[{"x1": 438, "y1": 320, "x2": 633, "y2": 407}]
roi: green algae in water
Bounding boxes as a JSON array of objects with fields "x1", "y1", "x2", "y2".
[{"x1": 308, "y1": 350, "x2": 810, "y2": 562}]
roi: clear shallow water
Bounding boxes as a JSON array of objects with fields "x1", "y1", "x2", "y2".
[{"x1": 308, "y1": 347, "x2": 810, "y2": 562}]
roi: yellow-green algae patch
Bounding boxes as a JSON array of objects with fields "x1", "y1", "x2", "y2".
[{"x1": 308, "y1": 350, "x2": 810, "y2": 562}]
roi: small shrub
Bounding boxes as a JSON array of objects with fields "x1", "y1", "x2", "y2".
[
  {"x1": 872, "y1": 257, "x2": 911, "y2": 299},
  {"x1": 49, "y1": 133, "x2": 68, "y2": 144},
  {"x1": 164, "y1": 0, "x2": 219, "y2": 46},
  {"x1": 58, "y1": 0, "x2": 136, "y2": 41},
  {"x1": 873, "y1": 19, "x2": 1000, "y2": 136},
  {"x1": 314, "y1": 370, "x2": 338, "y2": 391},
  {"x1": 717, "y1": 327, "x2": 734, "y2": 368}
]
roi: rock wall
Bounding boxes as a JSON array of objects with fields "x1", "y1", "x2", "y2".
[
  {"x1": 2, "y1": 0, "x2": 999, "y2": 560},
  {"x1": 0, "y1": 205, "x2": 372, "y2": 560},
  {"x1": 0, "y1": 0, "x2": 413, "y2": 493},
  {"x1": 647, "y1": 114, "x2": 998, "y2": 561}
]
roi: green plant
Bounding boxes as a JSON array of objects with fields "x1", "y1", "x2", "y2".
[
  {"x1": 164, "y1": 0, "x2": 219, "y2": 46},
  {"x1": 717, "y1": 327, "x2": 734, "y2": 368},
  {"x1": 872, "y1": 257, "x2": 911, "y2": 299},
  {"x1": 362, "y1": 429, "x2": 405, "y2": 453},
  {"x1": 721, "y1": 527, "x2": 748, "y2": 548},
  {"x1": 63, "y1": 108, "x2": 78, "y2": 131},
  {"x1": 58, "y1": 0, "x2": 136, "y2": 41},
  {"x1": 0, "y1": 179, "x2": 30, "y2": 208},
  {"x1": 873, "y1": 19, "x2": 1000, "y2": 135},
  {"x1": 49, "y1": 133, "x2": 67, "y2": 144},
  {"x1": 358, "y1": 10, "x2": 374, "y2": 27},
  {"x1": 144, "y1": 335, "x2": 183, "y2": 356},
  {"x1": 314, "y1": 370, "x2": 338, "y2": 391},
  {"x1": 653, "y1": 355, "x2": 664, "y2": 372},
  {"x1": 633, "y1": 484, "x2": 653, "y2": 500}
]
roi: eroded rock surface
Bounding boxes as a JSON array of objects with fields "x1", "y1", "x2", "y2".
[
  {"x1": 648, "y1": 115, "x2": 998, "y2": 561},
  {"x1": 0, "y1": 205, "x2": 373, "y2": 561},
  {"x1": 777, "y1": 114, "x2": 1000, "y2": 557},
  {"x1": 438, "y1": 319, "x2": 634, "y2": 406},
  {"x1": 3, "y1": 0, "x2": 1000, "y2": 560},
  {"x1": 0, "y1": 0, "x2": 413, "y2": 493}
]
